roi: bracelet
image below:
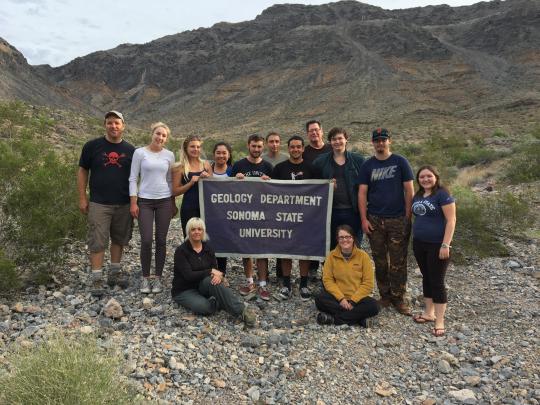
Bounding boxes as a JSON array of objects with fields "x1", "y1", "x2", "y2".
[{"x1": 441, "y1": 243, "x2": 451, "y2": 249}]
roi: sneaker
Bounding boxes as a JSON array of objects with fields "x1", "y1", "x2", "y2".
[
  {"x1": 278, "y1": 286, "x2": 292, "y2": 300},
  {"x1": 316, "y1": 312, "x2": 334, "y2": 325},
  {"x1": 299, "y1": 287, "x2": 311, "y2": 301},
  {"x1": 151, "y1": 278, "x2": 163, "y2": 293},
  {"x1": 107, "y1": 266, "x2": 129, "y2": 288},
  {"x1": 140, "y1": 278, "x2": 151, "y2": 294},
  {"x1": 360, "y1": 317, "x2": 375, "y2": 328},
  {"x1": 239, "y1": 283, "x2": 256, "y2": 296},
  {"x1": 257, "y1": 286, "x2": 270, "y2": 301},
  {"x1": 242, "y1": 305, "x2": 256, "y2": 328},
  {"x1": 90, "y1": 271, "x2": 105, "y2": 297},
  {"x1": 208, "y1": 296, "x2": 218, "y2": 313}
]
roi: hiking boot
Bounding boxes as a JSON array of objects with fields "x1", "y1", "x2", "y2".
[
  {"x1": 140, "y1": 278, "x2": 151, "y2": 294},
  {"x1": 360, "y1": 317, "x2": 375, "y2": 328},
  {"x1": 151, "y1": 278, "x2": 163, "y2": 293},
  {"x1": 393, "y1": 301, "x2": 412, "y2": 316},
  {"x1": 90, "y1": 271, "x2": 105, "y2": 297},
  {"x1": 208, "y1": 296, "x2": 218, "y2": 313},
  {"x1": 377, "y1": 297, "x2": 392, "y2": 308},
  {"x1": 316, "y1": 312, "x2": 334, "y2": 325},
  {"x1": 299, "y1": 287, "x2": 311, "y2": 301},
  {"x1": 239, "y1": 283, "x2": 256, "y2": 296},
  {"x1": 107, "y1": 266, "x2": 129, "y2": 288},
  {"x1": 242, "y1": 305, "x2": 256, "y2": 328},
  {"x1": 278, "y1": 286, "x2": 292, "y2": 300},
  {"x1": 257, "y1": 286, "x2": 270, "y2": 301}
]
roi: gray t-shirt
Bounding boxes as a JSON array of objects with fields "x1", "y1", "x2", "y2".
[{"x1": 262, "y1": 152, "x2": 288, "y2": 167}]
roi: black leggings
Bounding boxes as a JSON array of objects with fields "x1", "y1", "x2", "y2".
[
  {"x1": 413, "y1": 238, "x2": 449, "y2": 303},
  {"x1": 315, "y1": 290, "x2": 379, "y2": 325}
]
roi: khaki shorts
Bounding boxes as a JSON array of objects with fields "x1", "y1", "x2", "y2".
[{"x1": 87, "y1": 202, "x2": 133, "y2": 252}]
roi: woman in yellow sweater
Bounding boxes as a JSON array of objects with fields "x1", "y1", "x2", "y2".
[{"x1": 315, "y1": 224, "x2": 379, "y2": 327}]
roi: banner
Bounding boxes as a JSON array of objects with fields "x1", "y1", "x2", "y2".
[{"x1": 199, "y1": 178, "x2": 333, "y2": 260}]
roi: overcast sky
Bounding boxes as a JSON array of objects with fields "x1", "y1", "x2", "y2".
[{"x1": 1, "y1": 0, "x2": 480, "y2": 67}]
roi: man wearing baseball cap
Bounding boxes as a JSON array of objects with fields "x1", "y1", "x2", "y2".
[
  {"x1": 77, "y1": 110, "x2": 135, "y2": 296},
  {"x1": 358, "y1": 128, "x2": 415, "y2": 315}
]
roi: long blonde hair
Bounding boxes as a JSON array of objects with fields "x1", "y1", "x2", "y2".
[{"x1": 177, "y1": 135, "x2": 204, "y2": 177}]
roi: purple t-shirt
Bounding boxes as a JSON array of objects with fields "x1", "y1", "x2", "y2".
[{"x1": 412, "y1": 189, "x2": 455, "y2": 243}]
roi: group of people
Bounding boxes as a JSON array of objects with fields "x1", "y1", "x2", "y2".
[{"x1": 78, "y1": 111, "x2": 456, "y2": 335}]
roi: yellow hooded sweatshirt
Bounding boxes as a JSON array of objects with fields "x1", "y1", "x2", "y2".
[{"x1": 322, "y1": 245, "x2": 375, "y2": 303}]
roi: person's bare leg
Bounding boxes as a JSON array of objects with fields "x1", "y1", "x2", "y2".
[
  {"x1": 256, "y1": 259, "x2": 268, "y2": 282},
  {"x1": 433, "y1": 303, "x2": 447, "y2": 332},
  {"x1": 281, "y1": 259, "x2": 292, "y2": 277},
  {"x1": 110, "y1": 243, "x2": 123, "y2": 264},
  {"x1": 90, "y1": 251, "x2": 105, "y2": 270},
  {"x1": 299, "y1": 260, "x2": 310, "y2": 278},
  {"x1": 243, "y1": 258, "x2": 253, "y2": 278}
]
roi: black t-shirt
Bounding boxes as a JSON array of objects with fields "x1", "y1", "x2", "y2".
[
  {"x1": 271, "y1": 160, "x2": 319, "y2": 180},
  {"x1": 332, "y1": 161, "x2": 351, "y2": 209},
  {"x1": 79, "y1": 137, "x2": 135, "y2": 204},
  {"x1": 302, "y1": 144, "x2": 332, "y2": 165},
  {"x1": 231, "y1": 158, "x2": 273, "y2": 177}
]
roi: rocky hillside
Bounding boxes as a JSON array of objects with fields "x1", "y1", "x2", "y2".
[
  {"x1": 2, "y1": 0, "x2": 540, "y2": 138},
  {"x1": 0, "y1": 39, "x2": 94, "y2": 113}
]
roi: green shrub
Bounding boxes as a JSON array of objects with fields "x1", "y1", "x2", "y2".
[
  {"x1": 0, "y1": 334, "x2": 138, "y2": 405},
  {"x1": 0, "y1": 249, "x2": 21, "y2": 293},
  {"x1": 0, "y1": 135, "x2": 85, "y2": 285},
  {"x1": 452, "y1": 187, "x2": 533, "y2": 261},
  {"x1": 505, "y1": 140, "x2": 540, "y2": 184}
]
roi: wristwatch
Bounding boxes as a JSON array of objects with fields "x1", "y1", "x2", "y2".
[{"x1": 441, "y1": 243, "x2": 451, "y2": 249}]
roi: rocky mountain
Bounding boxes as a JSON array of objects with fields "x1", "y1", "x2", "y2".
[
  {"x1": 0, "y1": 38, "x2": 93, "y2": 112},
  {"x1": 3, "y1": 0, "x2": 540, "y2": 138}
]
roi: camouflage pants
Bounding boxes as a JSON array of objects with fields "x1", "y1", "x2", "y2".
[{"x1": 367, "y1": 214, "x2": 411, "y2": 302}]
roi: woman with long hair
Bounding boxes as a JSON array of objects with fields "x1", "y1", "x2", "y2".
[
  {"x1": 314, "y1": 225, "x2": 379, "y2": 327},
  {"x1": 411, "y1": 165, "x2": 456, "y2": 337},
  {"x1": 172, "y1": 135, "x2": 212, "y2": 237},
  {"x1": 129, "y1": 122, "x2": 175, "y2": 294}
]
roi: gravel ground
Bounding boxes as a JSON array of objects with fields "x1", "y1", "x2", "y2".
[{"x1": 1, "y1": 218, "x2": 539, "y2": 404}]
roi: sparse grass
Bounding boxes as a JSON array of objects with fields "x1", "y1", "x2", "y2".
[
  {"x1": 452, "y1": 187, "x2": 533, "y2": 262},
  {"x1": 504, "y1": 140, "x2": 540, "y2": 184},
  {"x1": 0, "y1": 334, "x2": 138, "y2": 405}
]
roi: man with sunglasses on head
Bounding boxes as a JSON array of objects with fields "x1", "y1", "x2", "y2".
[{"x1": 358, "y1": 128, "x2": 414, "y2": 316}]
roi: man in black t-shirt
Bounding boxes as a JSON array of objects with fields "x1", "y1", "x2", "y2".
[
  {"x1": 302, "y1": 120, "x2": 332, "y2": 165},
  {"x1": 77, "y1": 111, "x2": 135, "y2": 296},
  {"x1": 231, "y1": 134, "x2": 273, "y2": 301},
  {"x1": 272, "y1": 135, "x2": 319, "y2": 301}
]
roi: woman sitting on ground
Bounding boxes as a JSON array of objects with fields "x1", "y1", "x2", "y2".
[
  {"x1": 411, "y1": 165, "x2": 456, "y2": 337},
  {"x1": 315, "y1": 224, "x2": 379, "y2": 327},
  {"x1": 171, "y1": 217, "x2": 255, "y2": 327}
]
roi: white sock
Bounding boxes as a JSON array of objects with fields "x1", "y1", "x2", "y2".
[
  {"x1": 259, "y1": 280, "x2": 267, "y2": 287},
  {"x1": 246, "y1": 277, "x2": 254, "y2": 284}
]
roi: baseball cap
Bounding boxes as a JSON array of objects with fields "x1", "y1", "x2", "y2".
[
  {"x1": 372, "y1": 127, "x2": 389, "y2": 141},
  {"x1": 104, "y1": 110, "x2": 125, "y2": 122}
]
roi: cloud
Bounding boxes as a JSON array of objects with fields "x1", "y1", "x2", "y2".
[
  {"x1": 76, "y1": 18, "x2": 99, "y2": 30},
  {"x1": 26, "y1": 7, "x2": 43, "y2": 16},
  {"x1": 6, "y1": 0, "x2": 43, "y2": 3}
]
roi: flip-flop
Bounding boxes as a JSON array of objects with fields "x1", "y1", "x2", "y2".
[
  {"x1": 432, "y1": 327, "x2": 446, "y2": 337},
  {"x1": 413, "y1": 314, "x2": 436, "y2": 324}
]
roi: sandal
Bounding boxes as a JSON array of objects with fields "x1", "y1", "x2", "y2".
[
  {"x1": 432, "y1": 327, "x2": 446, "y2": 337},
  {"x1": 413, "y1": 314, "x2": 436, "y2": 324}
]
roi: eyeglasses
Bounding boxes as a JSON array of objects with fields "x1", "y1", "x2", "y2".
[{"x1": 337, "y1": 235, "x2": 353, "y2": 240}]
